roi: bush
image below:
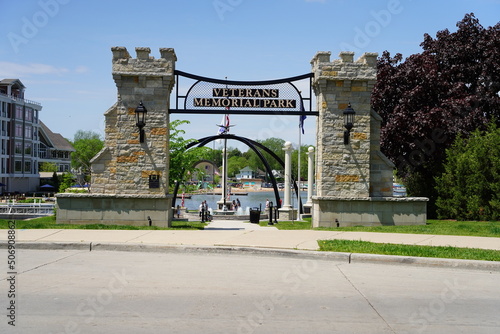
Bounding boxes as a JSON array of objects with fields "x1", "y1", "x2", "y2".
[{"x1": 436, "y1": 122, "x2": 500, "y2": 220}]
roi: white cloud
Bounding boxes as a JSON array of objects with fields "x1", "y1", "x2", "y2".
[
  {"x1": 0, "y1": 62, "x2": 84, "y2": 78},
  {"x1": 75, "y1": 65, "x2": 89, "y2": 74},
  {"x1": 0, "y1": 62, "x2": 69, "y2": 78}
]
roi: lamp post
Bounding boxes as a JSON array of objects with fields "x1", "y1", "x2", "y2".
[
  {"x1": 343, "y1": 103, "x2": 355, "y2": 145},
  {"x1": 135, "y1": 101, "x2": 147, "y2": 143}
]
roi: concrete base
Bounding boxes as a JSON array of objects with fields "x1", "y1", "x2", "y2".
[
  {"x1": 216, "y1": 200, "x2": 234, "y2": 211},
  {"x1": 312, "y1": 196, "x2": 428, "y2": 228},
  {"x1": 56, "y1": 193, "x2": 173, "y2": 227},
  {"x1": 303, "y1": 203, "x2": 312, "y2": 214},
  {"x1": 278, "y1": 207, "x2": 298, "y2": 221},
  {"x1": 301, "y1": 203, "x2": 313, "y2": 219}
]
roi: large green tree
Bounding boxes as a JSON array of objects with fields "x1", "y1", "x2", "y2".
[
  {"x1": 371, "y1": 13, "x2": 500, "y2": 217},
  {"x1": 436, "y1": 122, "x2": 500, "y2": 220},
  {"x1": 71, "y1": 130, "x2": 104, "y2": 177},
  {"x1": 244, "y1": 137, "x2": 286, "y2": 173},
  {"x1": 169, "y1": 120, "x2": 212, "y2": 186}
]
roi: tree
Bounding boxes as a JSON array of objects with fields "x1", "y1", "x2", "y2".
[
  {"x1": 371, "y1": 13, "x2": 500, "y2": 217},
  {"x1": 291, "y1": 145, "x2": 311, "y2": 180},
  {"x1": 227, "y1": 156, "x2": 249, "y2": 178},
  {"x1": 58, "y1": 173, "x2": 75, "y2": 193},
  {"x1": 169, "y1": 120, "x2": 212, "y2": 186},
  {"x1": 39, "y1": 162, "x2": 57, "y2": 172},
  {"x1": 71, "y1": 130, "x2": 104, "y2": 178},
  {"x1": 436, "y1": 122, "x2": 500, "y2": 220},
  {"x1": 244, "y1": 137, "x2": 286, "y2": 173}
]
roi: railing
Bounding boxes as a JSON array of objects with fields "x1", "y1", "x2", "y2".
[
  {"x1": 0, "y1": 92, "x2": 41, "y2": 107},
  {"x1": 0, "y1": 202, "x2": 54, "y2": 217}
]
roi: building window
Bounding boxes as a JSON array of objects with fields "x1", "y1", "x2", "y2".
[
  {"x1": 14, "y1": 142, "x2": 22, "y2": 154},
  {"x1": 15, "y1": 124, "x2": 23, "y2": 137},
  {"x1": 14, "y1": 161, "x2": 22, "y2": 172},
  {"x1": 24, "y1": 143, "x2": 32, "y2": 155},
  {"x1": 24, "y1": 161, "x2": 31, "y2": 173},
  {"x1": 25, "y1": 125, "x2": 32, "y2": 139},
  {"x1": 15, "y1": 106, "x2": 23, "y2": 119},
  {"x1": 25, "y1": 108, "x2": 33, "y2": 121}
]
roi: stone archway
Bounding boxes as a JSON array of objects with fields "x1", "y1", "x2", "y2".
[{"x1": 57, "y1": 47, "x2": 427, "y2": 228}]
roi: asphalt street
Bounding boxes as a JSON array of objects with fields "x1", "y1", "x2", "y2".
[{"x1": 1, "y1": 249, "x2": 499, "y2": 334}]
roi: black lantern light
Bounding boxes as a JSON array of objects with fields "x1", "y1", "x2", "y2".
[
  {"x1": 135, "y1": 101, "x2": 147, "y2": 143},
  {"x1": 343, "y1": 103, "x2": 355, "y2": 145}
]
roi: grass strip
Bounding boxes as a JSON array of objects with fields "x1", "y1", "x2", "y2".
[
  {"x1": 267, "y1": 219, "x2": 500, "y2": 238},
  {"x1": 318, "y1": 239, "x2": 500, "y2": 262},
  {"x1": 0, "y1": 216, "x2": 206, "y2": 230},
  {"x1": 317, "y1": 220, "x2": 500, "y2": 238}
]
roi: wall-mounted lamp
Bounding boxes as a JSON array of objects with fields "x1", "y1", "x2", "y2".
[
  {"x1": 343, "y1": 103, "x2": 355, "y2": 145},
  {"x1": 135, "y1": 101, "x2": 147, "y2": 143}
]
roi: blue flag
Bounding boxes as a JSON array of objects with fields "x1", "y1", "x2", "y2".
[{"x1": 299, "y1": 100, "x2": 306, "y2": 134}]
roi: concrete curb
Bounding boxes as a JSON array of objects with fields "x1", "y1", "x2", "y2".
[{"x1": 2, "y1": 241, "x2": 500, "y2": 271}]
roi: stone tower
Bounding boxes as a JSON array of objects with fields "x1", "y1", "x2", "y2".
[
  {"x1": 91, "y1": 47, "x2": 176, "y2": 194},
  {"x1": 56, "y1": 47, "x2": 177, "y2": 227},
  {"x1": 311, "y1": 51, "x2": 427, "y2": 227}
]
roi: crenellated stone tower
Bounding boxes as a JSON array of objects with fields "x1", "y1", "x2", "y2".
[
  {"x1": 311, "y1": 51, "x2": 427, "y2": 227},
  {"x1": 56, "y1": 47, "x2": 177, "y2": 227}
]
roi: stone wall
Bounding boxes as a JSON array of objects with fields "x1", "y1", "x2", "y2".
[
  {"x1": 91, "y1": 47, "x2": 176, "y2": 194},
  {"x1": 57, "y1": 47, "x2": 176, "y2": 226},
  {"x1": 56, "y1": 193, "x2": 170, "y2": 227},
  {"x1": 311, "y1": 51, "x2": 427, "y2": 227},
  {"x1": 311, "y1": 51, "x2": 390, "y2": 198},
  {"x1": 313, "y1": 197, "x2": 428, "y2": 227}
]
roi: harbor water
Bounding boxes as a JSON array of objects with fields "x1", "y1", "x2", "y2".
[{"x1": 176, "y1": 190, "x2": 309, "y2": 212}]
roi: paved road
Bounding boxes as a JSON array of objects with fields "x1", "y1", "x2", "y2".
[{"x1": 1, "y1": 249, "x2": 499, "y2": 333}]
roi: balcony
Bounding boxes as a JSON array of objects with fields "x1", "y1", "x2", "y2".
[{"x1": 0, "y1": 92, "x2": 41, "y2": 107}]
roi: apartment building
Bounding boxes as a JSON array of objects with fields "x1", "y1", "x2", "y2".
[{"x1": 0, "y1": 79, "x2": 74, "y2": 193}]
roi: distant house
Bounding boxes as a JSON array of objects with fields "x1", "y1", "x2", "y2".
[
  {"x1": 39, "y1": 121, "x2": 75, "y2": 173},
  {"x1": 237, "y1": 166, "x2": 256, "y2": 179},
  {"x1": 236, "y1": 166, "x2": 263, "y2": 189},
  {"x1": 191, "y1": 160, "x2": 219, "y2": 182}
]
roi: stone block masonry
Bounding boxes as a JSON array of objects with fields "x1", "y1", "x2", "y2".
[
  {"x1": 310, "y1": 51, "x2": 427, "y2": 227},
  {"x1": 90, "y1": 47, "x2": 176, "y2": 195},
  {"x1": 57, "y1": 47, "x2": 177, "y2": 227}
]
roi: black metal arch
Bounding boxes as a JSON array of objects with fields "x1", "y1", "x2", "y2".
[
  {"x1": 172, "y1": 134, "x2": 304, "y2": 214},
  {"x1": 172, "y1": 70, "x2": 318, "y2": 116}
]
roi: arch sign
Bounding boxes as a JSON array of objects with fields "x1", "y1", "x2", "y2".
[{"x1": 171, "y1": 70, "x2": 318, "y2": 116}]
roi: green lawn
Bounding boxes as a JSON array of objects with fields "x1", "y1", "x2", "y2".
[
  {"x1": 0, "y1": 216, "x2": 206, "y2": 230},
  {"x1": 263, "y1": 218, "x2": 500, "y2": 238},
  {"x1": 318, "y1": 239, "x2": 500, "y2": 262}
]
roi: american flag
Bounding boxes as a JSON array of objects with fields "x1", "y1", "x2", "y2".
[{"x1": 218, "y1": 114, "x2": 230, "y2": 134}]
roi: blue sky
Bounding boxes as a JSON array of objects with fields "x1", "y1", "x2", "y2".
[{"x1": 1, "y1": 0, "x2": 499, "y2": 151}]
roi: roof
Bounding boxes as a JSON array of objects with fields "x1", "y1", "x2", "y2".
[
  {"x1": 240, "y1": 166, "x2": 254, "y2": 172},
  {"x1": 39, "y1": 121, "x2": 75, "y2": 152},
  {"x1": 0, "y1": 79, "x2": 25, "y2": 88}
]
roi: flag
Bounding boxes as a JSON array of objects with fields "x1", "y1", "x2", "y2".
[
  {"x1": 217, "y1": 114, "x2": 230, "y2": 135},
  {"x1": 299, "y1": 99, "x2": 306, "y2": 134}
]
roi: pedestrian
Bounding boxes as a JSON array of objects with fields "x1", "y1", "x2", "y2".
[
  {"x1": 176, "y1": 205, "x2": 181, "y2": 218},
  {"x1": 232, "y1": 200, "x2": 237, "y2": 211},
  {"x1": 265, "y1": 199, "x2": 269, "y2": 208},
  {"x1": 236, "y1": 198, "x2": 241, "y2": 209},
  {"x1": 199, "y1": 201, "x2": 203, "y2": 217}
]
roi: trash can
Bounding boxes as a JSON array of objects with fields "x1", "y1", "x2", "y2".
[{"x1": 249, "y1": 207, "x2": 261, "y2": 224}]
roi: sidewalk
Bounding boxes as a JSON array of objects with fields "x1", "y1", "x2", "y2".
[{"x1": 2, "y1": 219, "x2": 499, "y2": 251}]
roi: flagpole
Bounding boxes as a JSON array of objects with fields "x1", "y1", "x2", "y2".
[
  {"x1": 297, "y1": 118, "x2": 301, "y2": 219},
  {"x1": 297, "y1": 97, "x2": 306, "y2": 219}
]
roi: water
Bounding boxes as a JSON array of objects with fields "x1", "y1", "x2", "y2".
[{"x1": 176, "y1": 191, "x2": 309, "y2": 212}]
